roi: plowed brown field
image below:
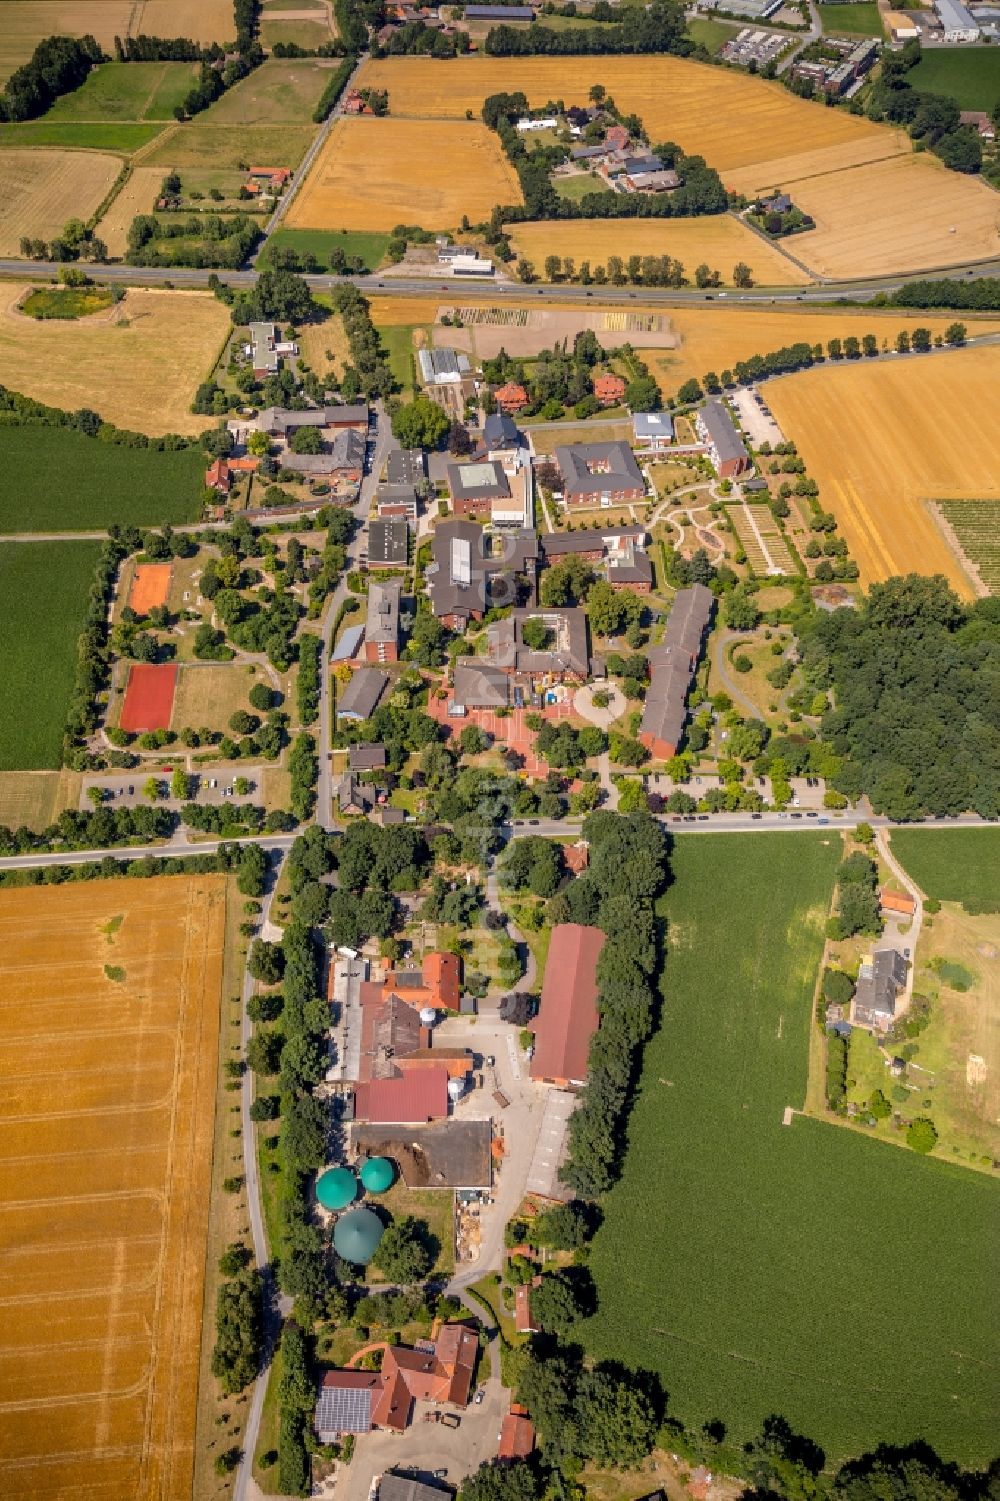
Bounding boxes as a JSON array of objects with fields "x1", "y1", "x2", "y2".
[
  {"x1": 0, "y1": 875, "x2": 227, "y2": 1501},
  {"x1": 766, "y1": 344, "x2": 1000, "y2": 596}
]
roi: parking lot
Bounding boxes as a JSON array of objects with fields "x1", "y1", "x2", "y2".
[
  {"x1": 719, "y1": 25, "x2": 793, "y2": 68},
  {"x1": 79, "y1": 767, "x2": 264, "y2": 811},
  {"x1": 731, "y1": 385, "x2": 785, "y2": 448}
]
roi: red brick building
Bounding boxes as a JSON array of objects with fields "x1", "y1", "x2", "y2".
[{"x1": 530, "y1": 923, "x2": 606, "y2": 1088}]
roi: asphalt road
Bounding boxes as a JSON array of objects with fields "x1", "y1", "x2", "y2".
[{"x1": 3, "y1": 257, "x2": 1000, "y2": 305}]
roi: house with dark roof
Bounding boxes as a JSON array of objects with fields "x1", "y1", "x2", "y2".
[
  {"x1": 452, "y1": 658, "x2": 511, "y2": 710},
  {"x1": 336, "y1": 668, "x2": 390, "y2": 721},
  {"x1": 696, "y1": 401, "x2": 750, "y2": 479},
  {"x1": 349, "y1": 743, "x2": 387, "y2": 772},
  {"x1": 377, "y1": 484, "x2": 419, "y2": 524},
  {"x1": 639, "y1": 584, "x2": 714, "y2": 759},
  {"x1": 447, "y1": 459, "x2": 511, "y2": 517},
  {"x1": 539, "y1": 526, "x2": 651, "y2": 592},
  {"x1": 336, "y1": 772, "x2": 379, "y2": 817},
  {"x1": 387, "y1": 448, "x2": 426, "y2": 487},
  {"x1": 282, "y1": 428, "x2": 365, "y2": 482},
  {"x1": 380, "y1": 1475, "x2": 454, "y2": 1501},
  {"x1": 426, "y1": 519, "x2": 538, "y2": 628},
  {"x1": 852, "y1": 950, "x2": 908, "y2": 1032},
  {"x1": 487, "y1": 608, "x2": 590, "y2": 681},
  {"x1": 484, "y1": 411, "x2": 520, "y2": 450},
  {"x1": 554, "y1": 440, "x2": 645, "y2": 508},
  {"x1": 530, "y1": 923, "x2": 606, "y2": 1088},
  {"x1": 364, "y1": 579, "x2": 401, "y2": 664},
  {"x1": 369, "y1": 517, "x2": 409, "y2": 567}
]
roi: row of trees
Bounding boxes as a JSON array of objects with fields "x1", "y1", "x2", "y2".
[
  {"x1": 484, "y1": 0, "x2": 692, "y2": 57},
  {"x1": 126, "y1": 211, "x2": 262, "y2": 269},
  {"x1": 867, "y1": 43, "x2": 987, "y2": 174},
  {"x1": 0, "y1": 33, "x2": 103, "y2": 121}
]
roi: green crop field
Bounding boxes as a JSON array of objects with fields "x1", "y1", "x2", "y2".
[
  {"x1": 0, "y1": 541, "x2": 101, "y2": 770},
  {"x1": 582, "y1": 833, "x2": 1000, "y2": 1464},
  {"x1": 0, "y1": 121, "x2": 164, "y2": 152},
  {"x1": 38, "y1": 61, "x2": 200, "y2": 123},
  {"x1": 909, "y1": 48, "x2": 1000, "y2": 111},
  {"x1": 937, "y1": 499, "x2": 1000, "y2": 595},
  {"x1": 888, "y1": 828, "x2": 1000, "y2": 912},
  {"x1": 820, "y1": 2, "x2": 883, "y2": 35},
  {"x1": 262, "y1": 227, "x2": 391, "y2": 269},
  {"x1": 0, "y1": 428, "x2": 204, "y2": 533},
  {"x1": 195, "y1": 58, "x2": 332, "y2": 124}
]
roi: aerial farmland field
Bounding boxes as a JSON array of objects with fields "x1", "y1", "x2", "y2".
[
  {"x1": 0, "y1": 147, "x2": 122, "y2": 255},
  {"x1": 0, "y1": 0, "x2": 134, "y2": 84},
  {"x1": 936, "y1": 498, "x2": 1000, "y2": 596},
  {"x1": 508, "y1": 217, "x2": 810, "y2": 286},
  {"x1": 889, "y1": 828, "x2": 1000, "y2": 913},
  {"x1": 0, "y1": 286, "x2": 231, "y2": 438},
  {"x1": 582, "y1": 833, "x2": 1000, "y2": 1464},
  {"x1": 0, "y1": 541, "x2": 100, "y2": 771},
  {"x1": 765, "y1": 345, "x2": 1000, "y2": 594},
  {"x1": 286, "y1": 117, "x2": 524, "y2": 232},
  {"x1": 0, "y1": 874, "x2": 227, "y2": 1501}
]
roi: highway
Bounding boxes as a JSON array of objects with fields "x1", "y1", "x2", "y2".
[{"x1": 2, "y1": 256, "x2": 1000, "y2": 306}]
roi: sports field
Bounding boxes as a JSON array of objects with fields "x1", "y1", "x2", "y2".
[
  {"x1": 509, "y1": 217, "x2": 810, "y2": 286},
  {"x1": 889, "y1": 828, "x2": 1000, "y2": 913},
  {"x1": 0, "y1": 875, "x2": 226, "y2": 1501},
  {"x1": 0, "y1": 0, "x2": 134, "y2": 84},
  {"x1": 129, "y1": 563, "x2": 172, "y2": 614},
  {"x1": 908, "y1": 47, "x2": 1000, "y2": 111},
  {"x1": 169, "y1": 663, "x2": 257, "y2": 732},
  {"x1": 0, "y1": 542, "x2": 100, "y2": 770},
  {"x1": 286, "y1": 117, "x2": 524, "y2": 232},
  {"x1": 785, "y1": 154, "x2": 1000, "y2": 279},
  {"x1": 119, "y1": 664, "x2": 179, "y2": 732},
  {"x1": 582, "y1": 833, "x2": 1000, "y2": 1463},
  {"x1": 0, "y1": 147, "x2": 122, "y2": 255},
  {"x1": 765, "y1": 345, "x2": 1000, "y2": 594},
  {"x1": 0, "y1": 286, "x2": 230, "y2": 438}
]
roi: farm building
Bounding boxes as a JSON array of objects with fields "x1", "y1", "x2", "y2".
[
  {"x1": 639, "y1": 583, "x2": 714, "y2": 759},
  {"x1": 554, "y1": 440, "x2": 646, "y2": 507},
  {"x1": 282, "y1": 429, "x2": 365, "y2": 482},
  {"x1": 368, "y1": 517, "x2": 409, "y2": 567},
  {"x1": 695, "y1": 401, "x2": 751, "y2": 479},
  {"x1": 960, "y1": 111, "x2": 997, "y2": 140},
  {"x1": 451, "y1": 253, "x2": 494, "y2": 277},
  {"x1": 364, "y1": 579, "x2": 401, "y2": 664},
  {"x1": 336, "y1": 668, "x2": 390, "y2": 720},
  {"x1": 426, "y1": 519, "x2": 538, "y2": 627},
  {"x1": 530, "y1": 923, "x2": 607, "y2": 1088},
  {"x1": 515, "y1": 1279, "x2": 542, "y2": 1334},
  {"x1": 852, "y1": 950, "x2": 909, "y2": 1031},
  {"x1": 517, "y1": 115, "x2": 558, "y2": 131},
  {"x1": 247, "y1": 321, "x2": 297, "y2": 378},
  {"x1": 418, "y1": 346, "x2": 472, "y2": 386},
  {"x1": 499, "y1": 1405, "x2": 535, "y2": 1460},
  {"x1": 353, "y1": 1069, "x2": 450, "y2": 1123},
  {"x1": 633, "y1": 410, "x2": 675, "y2": 450},
  {"x1": 487, "y1": 608, "x2": 590, "y2": 680},
  {"x1": 880, "y1": 888, "x2": 916, "y2": 917},
  {"x1": 315, "y1": 1324, "x2": 478, "y2": 1438},
  {"x1": 332, "y1": 623, "x2": 365, "y2": 663}
]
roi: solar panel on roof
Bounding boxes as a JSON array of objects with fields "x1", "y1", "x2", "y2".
[{"x1": 316, "y1": 1384, "x2": 373, "y2": 1434}]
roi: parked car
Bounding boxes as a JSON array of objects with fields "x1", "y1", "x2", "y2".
[{"x1": 474, "y1": 1388, "x2": 486, "y2": 1405}]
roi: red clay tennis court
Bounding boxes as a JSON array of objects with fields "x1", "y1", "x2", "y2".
[
  {"x1": 119, "y1": 664, "x2": 178, "y2": 732},
  {"x1": 128, "y1": 562, "x2": 172, "y2": 615}
]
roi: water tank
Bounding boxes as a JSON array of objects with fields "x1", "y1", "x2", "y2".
[
  {"x1": 315, "y1": 1166, "x2": 358, "y2": 1212},
  {"x1": 419, "y1": 1006, "x2": 437, "y2": 1027},
  {"x1": 360, "y1": 1155, "x2": 395, "y2": 1195},
  {"x1": 448, "y1": 1076, "x2": 465, "y2": 1102}
]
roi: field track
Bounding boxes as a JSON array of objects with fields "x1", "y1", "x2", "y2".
[
  {"x1": 119, "y1": 664, "x2": 178, "y2": 732},
  {"x1": 0, "y1": 876, "x2": 226, "y2": 1501}
]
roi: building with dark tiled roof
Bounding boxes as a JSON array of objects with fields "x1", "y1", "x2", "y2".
[
  {"x1": 487, "y1": 608, "x2": 590, "y2": 680},
  {"x1": 554, "y1": 440, "x2": 645, "y2": 508},
  {"x1": 426, "y1": 519, "x2": 537, "y2": 628},
  {"x1": 638, "y1": 584, "x2": 714, "y2": 759}
]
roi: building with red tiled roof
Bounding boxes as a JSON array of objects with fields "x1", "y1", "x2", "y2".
[
  {"x1": 880, "y1": 887, "x2": 916, "y2": 916},
  {"x1": 561, "y1": 841, "x2": 589, "y2": 875},
  {"x1": 314, "y1": 1324, "x2": 478, "y2": 1439},
  {"x1": 353, "y1": 1067, "x2": 449, "y2": 1123},
  {"x1": 593, "y1": 372, "x2": 626, "y2": 406},
  {"x1": 205, "y1": 458, "x2": 231, "y2": 495},
  {"x1": 494, "y1": 381, "x2": 529, "y2": 414},
  {"x1": 604, "y1": 123, "x2": 629, "y2": 152},
  {"x1": 514, "y1": 1278, "x2": 541, "y2": 1334},
  {"x1": 499, "y1": 1406, "x2": 535, "y2": 1460},
  {"x1": 530, "y1": 923, "x2": 606, "y2": 1088}
]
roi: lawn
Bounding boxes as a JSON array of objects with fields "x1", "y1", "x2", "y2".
[
  {"x1": 888, "y1": 828, "x2": 1000, "y2": 912},
  {"x1": 0, "y1": 542, "x2": 102, "y2": 769},
  {"x1": 554, "y1": 171, "x2": 604, "y2": 202},
  {"x1": 908, "y1": 47, "x2": 1000, "y2": 111},
  {"x1": 263, "y1": 227, "x2": 391, "y2": 270},
  {"x1": 0, "y1": 427, "x2": 205, "y2": 532},
  {"x1": 365, "y1": 1181, "x2": 455, "y2": 1281},
  {"x1": 0, "y1": 121, "x2": 165, "y2": 152},
  {"x1": 581, "y1": 833, "x2": 1000, "y2": 1464},
  {"x1": 37, "y1": 61, "x2": 200, "y2": 122},
  {"x1": 686, "y1": 15, "x2": 740, "y2": 51},
  {"x1": 819, "y1": 1, "x2": 883, "y2": 34}
]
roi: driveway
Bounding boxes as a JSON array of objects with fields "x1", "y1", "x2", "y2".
[{"x1": 573, "y1": 682, "x2": 625, "y2": 730}]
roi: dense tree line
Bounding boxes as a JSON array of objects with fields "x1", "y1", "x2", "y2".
[
  {"x1": 114, "y1": 34, "x2": 207, "y2": 60},
  {"x1": 289, "y1": 733, "x2": 318, "y2": 821},
  {"x1": 0, "y1": 34, "x2": 103, "y2": 121},
  {"x1": 126, "y1": 212, "x2": 262, "y2": 269},
  {"x1": 866, "y1": 43, "x2": 985, "y2": 174},
  {"x1": 0, "y1": 385, "x2": 194, "y2": 450},
  {"x1": 797, "y1": 575, "x2": 1000, "y2": 820},
  {"x1": 225, "y1": 269, "x2": 320, "y2": 328},
  {"x1": 212, "y1": 1263, "x2": 264, "y2": 1394},
  {"x1": 0, "y1": 842, "x2": 263, "y2": 885},
  {"x1": 328, "y1": 286, "x2": 396, "y2": 399},
  {"x1": 542, "y1": 811, "x2": 670, "y2": 1195},
  {"x1": 296, "y1": 634, "x2": 321, "y2": 725},
  {"x1": 234, "y1": 0, "x2": 262, "y2": 52},
  {"x1": 484, "y1": 0, "x2": 691, "y2": 56},
  {"x1": 312, "y1": 53, "x2": 358, "y2": 121},
  {"x1": 277, "y1": 1323, "x2": 313, "y2": 1496},
  {"x1": 886, "y1": 277, "x2": 1000, "y2": 311}
]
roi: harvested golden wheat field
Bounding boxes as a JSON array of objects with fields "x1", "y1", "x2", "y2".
[
  {"x1": 353, "y1": 54, "x2": 904, "y2": 176},
  {"x1": 96, "y1": 165, "x2": 164, "y2": 256},
  {"x1": 647, "y1": 304, "x2": 1000, "y2": 392},
  {"x1": 782, "y1": 154, "x2": 1000, "y2": 278},
  {"x1": 0, "y1": 148, "x2": 121, "y2": 254},
  {"x1": 287, "y1": 116, "x2": 524, "y2": 231},
  {"x1": 766, "y1": 345, "x2": 1000, "y2": 596},
  {"x1": 509, "y1": 217, "x2": 810, "y2": 286},
  {"x1": 0, "y1": 875, "x2": 227, "y2": 1501},
  {"x1": 131, "y1": 0, "x2": 236, "y2": 43},
  {"x1": 0, "y1": 0, "x2": 134, "y2": 84},
  {"x1": 0, "y1": 286, "x2": 230, "y2": 436}
]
